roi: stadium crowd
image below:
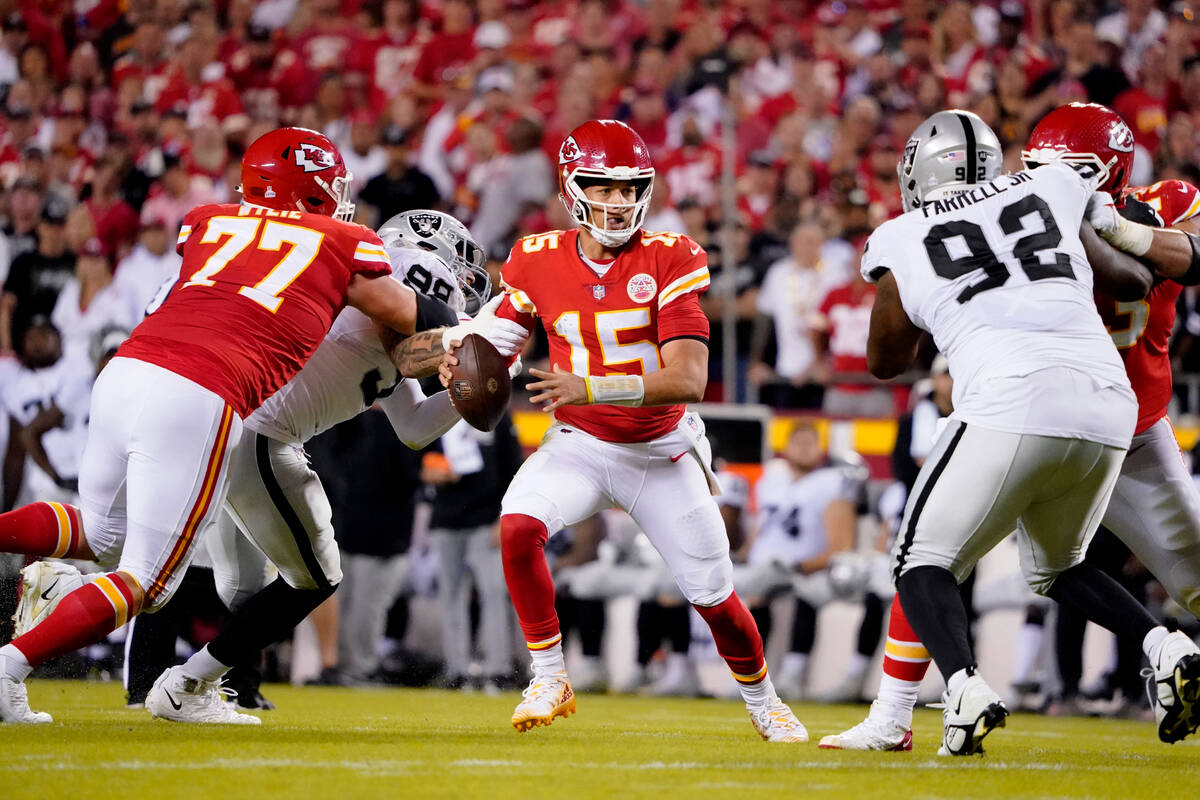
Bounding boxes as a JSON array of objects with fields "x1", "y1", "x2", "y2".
[{"x1": 2, "y1": 0, "x2": 1200, "y2": 715}]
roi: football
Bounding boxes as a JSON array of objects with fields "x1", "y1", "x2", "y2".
[{"x1": 447, "y1": 333, "x2": 512, "y2": 431}]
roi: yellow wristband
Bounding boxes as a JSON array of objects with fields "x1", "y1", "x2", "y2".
[{"x1": 586, "y1": 375, "x2": 645, "y2": 407}]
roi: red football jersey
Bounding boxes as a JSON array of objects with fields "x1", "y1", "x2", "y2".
[
  {"x1": 118, "y1": 203, "x2": 391, "y2": 417},
  {"x1": 1096, "y1": 180, "x2": 1200, "y2": 434},
  {"x1": 813, "y1": 280, "x2": 876, "y2": 388},
  {"x1": 498, "y1": 228, "x2": 711, "y2": 443}
]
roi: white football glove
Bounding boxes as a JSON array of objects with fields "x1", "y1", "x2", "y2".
[
  {"x1": 440, "y1": 294, "x2": 530, "y2": 358},
  {"x1": 1088, "y1": 190, "x2": 1154, "y2": 256},
  {"x1": 507, "y1": 355, "x2": 523, "y2": 379}
]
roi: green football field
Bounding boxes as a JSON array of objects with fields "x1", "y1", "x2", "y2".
[{"x1": 3, "y1": 681, "x2": 1198, "y2": 799}]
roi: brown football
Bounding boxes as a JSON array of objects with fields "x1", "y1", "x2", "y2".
[{"x1": 447, "y1": 333, "x2": 512, "y2": 431}]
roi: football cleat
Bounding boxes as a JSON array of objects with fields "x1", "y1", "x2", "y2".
[
  {"x1": 748, "y1": 697, "x2": 809, "y2": 742},
  {"x1": 0, "y1": 677, "x2": 51, "y2": 724},
  {"x1": 818, "y1": 702, "x2": 913, "y2": 751},
  {"x1": 13, "y1": 560, "x2": 85, "y2": 636},
  {"x1": 145, "y1": 666, "x2": 261, "y2": 725},
  {"x1": 935, "y1": 672, "x2": 1009, "y2": 756},
  {"x1": 1143, "y1": 631, "x2": 1200, "y2": 743},
  {"x1": 511, "y1": 671, "x2": 575, "y2": 732}
]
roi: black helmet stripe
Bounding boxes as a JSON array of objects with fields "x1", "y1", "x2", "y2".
[{"x1": 956, "y1": 112, "x2": 977, "y2": 184}]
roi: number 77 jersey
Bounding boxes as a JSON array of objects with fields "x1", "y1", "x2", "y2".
[
  {"x1": 119, "y1": 203, "x2": 392, "y2": 418},
  {"x1": 498, "y1": 228, "x2": 711, "y2": 443},
  {"x1": 861, "y1": 161, "x2": 1130, "y2": 440}
]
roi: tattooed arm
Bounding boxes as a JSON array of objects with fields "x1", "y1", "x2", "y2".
[{"x1": 384, "y1": 326, "x2": 451, "y2": 379}]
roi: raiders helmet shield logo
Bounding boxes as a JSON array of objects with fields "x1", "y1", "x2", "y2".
[
  {"x1": 902, "y1": 138, "x2": 919, "y2": 176},
  {"x1": 1108, "y1": 121, "x2": 1135, "y2": 153},
  {"x1": 408, "y1": 212, "x2": 443, "y2": 237},
  {"x1": 294, "y1": 142, "x2": 336, "y2": 173},
  {"x1": 559, "y1": 135, "x2": 583, "y2": 164}
]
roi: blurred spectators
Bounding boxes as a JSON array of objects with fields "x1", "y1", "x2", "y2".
[{"x1": 0, "y1": 0, "x2": 1195, "y2": 412}]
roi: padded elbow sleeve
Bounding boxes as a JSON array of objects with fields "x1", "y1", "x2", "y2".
[{"x1": 414, "y1": 292, "x2": 459, "y2": 332}]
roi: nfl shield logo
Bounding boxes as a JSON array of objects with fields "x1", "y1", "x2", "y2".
[{"x1": 593, "y1": 285, "x2": 606, "y2": 300}]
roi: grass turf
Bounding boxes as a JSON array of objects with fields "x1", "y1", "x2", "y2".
[{"x1": 3, "y1": 680, "x2": 1198, "y2": 799}]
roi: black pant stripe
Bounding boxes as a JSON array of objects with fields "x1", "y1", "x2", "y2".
[
  {"x1": 893, "y1": 422, "x2": 968, "y2": 583},
  {"x1": 254, "y1": 433, "x2": 331, "y2": 591}
]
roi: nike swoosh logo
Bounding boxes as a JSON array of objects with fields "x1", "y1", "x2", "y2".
[
  {"x1": 164, "y1": 689, "x2": 183, "y2": 711},
  {"x1": 670, "y1": 452, "x2": 688, "y2": 462},
  {"x1": 40, "y1": 579, "x2": 59, "y2": 601},
  {"x1": 689, "y1": 244, "x2": 701, "y2": 255}
]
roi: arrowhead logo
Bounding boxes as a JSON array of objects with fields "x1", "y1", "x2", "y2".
[
  {"x1": 1108, "y1": 121, "x2": 1135, "y2": 153},
  {"x1": 294, "y1": 142, "x2": 336, "y2": 173},
  {"x1": 559, "y1": 135, "x2": 582, "y2": 164}
]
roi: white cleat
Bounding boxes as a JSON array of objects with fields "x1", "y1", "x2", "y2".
[
  {"x1": 0, "y1": 676, "x2": 51, "y2": 724},
  {"x1": 145, "y1": 666, "x2": 261, "y2": 725},
  {"x1": 936, "y1": 672, "x2": 1008, "y2": 756},
  {"x1": 1144, "y1": 631, "x2": 1200, "y2": 743},
  {"x1": 748, "y1": 696, "x2": 809, "y2": 742},
  {"x1": 13, "y1": 561, "x2": 85, "y2": 636},
  {"x1": 511, "y1": 671, "x2": 576, "y2": 732},
  {"x1": 818, "y1": 702, "x2": 913, "y2": 750}
]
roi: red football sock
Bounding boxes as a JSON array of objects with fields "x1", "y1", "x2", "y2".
[
  {"x1": 693, "y1": 591, "x2": 766, "y2": 683},
  {"x1": 882, "y1": 596, "x2": 931, "y2": 683},
  {"x1": 0, "y1": 502, "x2": 82, "y2": 558},
  {"x1": 10, "y1": 574, "x2": 136, "y2": 667},
  {"x1": 499, "y1": 514, "x2": 560, "y2": 646}
]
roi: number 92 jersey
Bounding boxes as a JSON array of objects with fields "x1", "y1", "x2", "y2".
[
  {"x1": 498, "y1": 228, "x2": 711, "y2": 443},
  {"x1": 119, "y1": 203, "x2": 392, "y2": 418},
  {"x1": 861, "y1": 162, "x2": 1131, "y2": 444}
]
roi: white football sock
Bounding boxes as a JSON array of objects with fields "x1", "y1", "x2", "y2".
[
  {"x1": 529, "y1": 642, "x2": 566, "y2": 675},
  {"x1": 182, "y1": 645, "x2": 232, "y2": 682},
  {"x1": 740, "y1": 673, "x2": 777, "y2": 707},
  {"x1": 0, "y1": 644, "x2": 33, "y2": 682},
  {"x1": 872, "y1": 673, "x2": 919, "y2": 729}
]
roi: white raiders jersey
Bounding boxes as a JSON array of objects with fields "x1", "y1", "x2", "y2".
[
  {"x1": 245, "y1": 247, "x2": 465, "y2": 445},
  {"x1": 2, "y1": 355, "x2": 93, "y2": 490},
  {"x1": 862, "y1": 161, "x2": 1133, "y2": 446},
  {"x1": 747, "y1": 461, "x2": 858, "y2": 569}
]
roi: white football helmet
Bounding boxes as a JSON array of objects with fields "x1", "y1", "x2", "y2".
[{"x1": 378, "y1": 210, "x2": 491, "y2": 313}]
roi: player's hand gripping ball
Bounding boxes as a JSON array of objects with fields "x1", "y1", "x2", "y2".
[{"x1": 444, "y1": 334, "x2": 512, "y2": 431}]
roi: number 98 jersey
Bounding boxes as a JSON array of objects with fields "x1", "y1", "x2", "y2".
[
  {"x1": 861, "y1": 161, "x2": 1130, "y2": 444},
  {"x1": 119, "y1": 203, "x2": 392, "y2": 418},
  {"x1": 498, "y1": 228, "x2": 711, "y2": 443}
]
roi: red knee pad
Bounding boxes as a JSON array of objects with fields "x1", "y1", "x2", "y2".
[{"x1": 499, "y1": 514, "x2": 548, "y2": 559}]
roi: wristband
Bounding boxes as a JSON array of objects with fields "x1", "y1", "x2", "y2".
[
  {"x1": 586, "y1": 375, "x2": 645, "y2": 407},
  {"x1": 1101, "y1": 216, "x2": 1154, "y2": 257}
]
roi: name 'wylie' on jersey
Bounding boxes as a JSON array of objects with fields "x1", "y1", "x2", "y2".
[
  {"x1": 497, "y1": 228, "x2": 711, "y2": 443},
  {"x1": 861, "y1": 161, "x2": 1132, "y2": 446}
]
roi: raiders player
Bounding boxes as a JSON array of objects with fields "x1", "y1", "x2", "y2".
[{"x1": 861, "y1": 109, "x2": 1200, "y2": 755}]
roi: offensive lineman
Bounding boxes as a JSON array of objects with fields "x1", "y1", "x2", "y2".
[
  {"x1": 0, "y1": 128, "x2": 478, "y2": 723},
  {"x1": 841, "y1": 108, "x2": 1200, "y2": 756},
  {"x1": 438, "y1": 120, "x2": 808, "y2": 741},
  {"x1": 823, "y1": 103, "x2": 1200, "y2": 752}
]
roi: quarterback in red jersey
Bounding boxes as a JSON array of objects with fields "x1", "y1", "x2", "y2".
[
  {"x1": 467, "y1": 120, "x2": 806, "y2": 741},
  {"x1": 823, "y1": 103, "x2": 1200, "y2": 751},
  {"x1": 0, "y1": 127, "x2": 470, "y2": 723}
]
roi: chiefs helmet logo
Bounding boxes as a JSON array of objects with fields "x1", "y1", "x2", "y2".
[
  {"x1": 409, "y1": 212, "x2": 443, "y2": 237},
  {"x1": 1108, "y1": 121, "x2": 1135, "y2": 153},
  {"x1": 559, "y1": 135, "x2": 583, "y2": 164},
  {"x1": 294, "y1": 142, "x2": 336, "y2": 173}
]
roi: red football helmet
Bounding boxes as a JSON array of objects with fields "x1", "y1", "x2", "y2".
[
  {"x1": 240, "y1": 127, "x2": 355, "y2": 220},
  {"x1": 558, "y1": 119, "x2": 655, "y2": 247},
  {"x1": 1021, "y1": 103, "x2": 1135, "y2": 194}
]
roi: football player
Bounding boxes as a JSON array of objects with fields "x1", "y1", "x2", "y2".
[
  {"x1": 436, "y1": 120, "x2": 808, "y2": 741},
  {"x1": 0, "y1": 128, "x2": 499, "y2": 723},
  {"x1": 827, "y1": 108, "x2": 1199, "y2": 756},
  {"x1": 823, "y1": 103, "x2": 1200, "y2": 753}
]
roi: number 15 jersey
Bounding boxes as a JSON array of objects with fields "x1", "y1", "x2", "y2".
[
  {"x1": 498, "y1": 228, "x2": 711, "y2": 443},
  {"x1": 119, "y1": 203, "x2": 391, "y2": 418},
  {"x1": 861, "y1": 162, "x2": 1133, "y2": 446}
]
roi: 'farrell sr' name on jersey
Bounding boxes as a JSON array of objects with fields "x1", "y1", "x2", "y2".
[{"x1": 498, "y1": 228, "x2": 711, "y2": 443}]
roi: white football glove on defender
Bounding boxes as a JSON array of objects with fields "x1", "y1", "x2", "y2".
[
  {"x1": 440, "y1": 294, "x2": 530, "y2": 358},
  {"x1": 1088, "y1": 191, "x2": 1154, "y2": 256}
]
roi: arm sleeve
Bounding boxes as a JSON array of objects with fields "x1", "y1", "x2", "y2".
[
  {"x1": 346, "y1": 227, "x2": 393, "y2": 278},
  {"x1": 377, "y1": 378, "x2": 463, "y2": 450},
  {"x1": 658, "y1": 290, "x2": 709, "y2": 343},
  {"x1": 497, "y1": 250, "x2": 539, "y2": 332}
]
